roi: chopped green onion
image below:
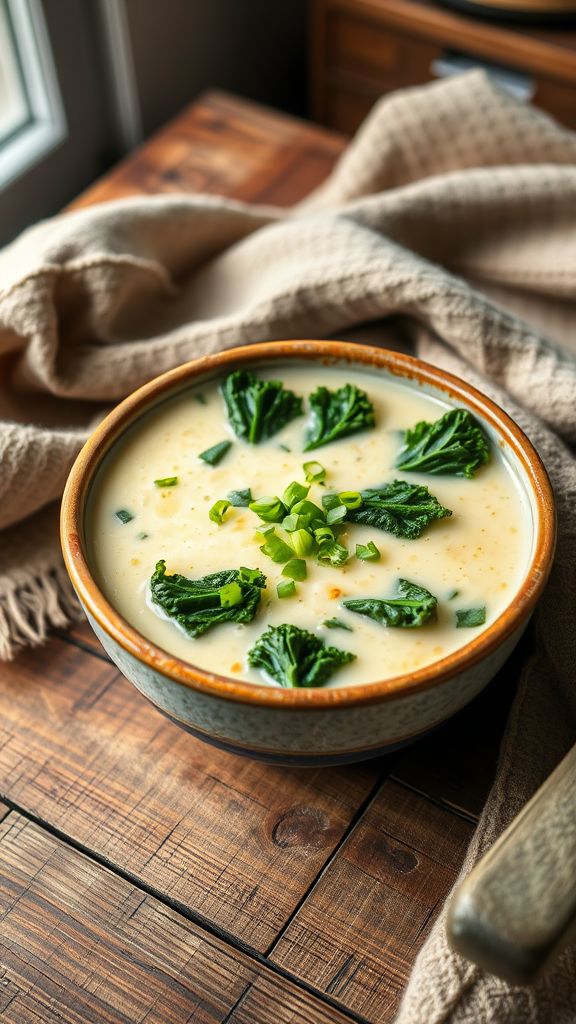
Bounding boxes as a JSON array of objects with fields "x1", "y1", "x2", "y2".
[
  {"x1": 136, "y1": 531, "x2": 149, "y2": 540},
  {"x1": 282, "y1": 481, "x2": 309, "y2": 509},
  {"x1": 278, "y1": 443, "x2": 291, "y2": 452},
  {"x1": 277, "y1": 579, "x2": 296, "y2": 599},
  {"x1": 290, "y1": 528, "x2": 316, "y2": 558},
  {"x1": 239, "y1": 566, "x2": 263, "y2": 585},
  {"x1": 303, "y1": 461, "x2": 326, "y2": 484},
  {"x1": 249, "y1": 495, "x2": 286, "y2": 523},
  {"x1": 323, "y1": 618, "x2": 353, "y2": 632},
  {"x1": 260, "y1": 530, "x2": 294, "y2": 563},
  {"x1": 227, "y1": 488, "x2": 252, "y2": 507},
  {"x1": 115, "y1": 509, "x2": 134, "y2": 524},
  {"x1": 255, "y1": 523, "x2": 275, "y2": 538},
  {"x1": 326, "y1": 504, "x2": 347, "y2": 526},
  {"x1": 314, "y1": 525, "x2": 334, "y2": 545},
  {"x1": 154, "y1": 476, "x2": 178, "y2": 488},
  {"x1": 283, "y1": 513, "x2": 311, "y2": 533},
  {"x1": 356, "y1": 541, "x2": 381, "y2": 561},
  {"x1": 219, "y1": 582, "x2": 243, "y2": 607},
  {"x1": 321, "y1": 493, "x2": 341, "y2": 512},
  {"x1": 282, "y1": 558, "x2": 307, "y2": 581},
  {"x1": 291, "y1": 499, "x2": 325, "y2": 526},
  {"x1": 209, "y1": 499, "x2": 231, "y2": 524},
  {"x1": 456, "y1": 607, "x2": 486, "y2": 628},
  {"x1": 448, "y1": 589, "x2": 460, "y2": 600},
  {"x1": 317, "y1": 540, "x2": 349, "y2": 566},
  {"x1": 338, "y1": 490, "x2": 362, "y2": 510},
  {"x1": 199, "y1": 440, "x2": 232, "y2": 466},
  {"x1": 194, "y1": 392, "x2": 207, "y2": 405}
]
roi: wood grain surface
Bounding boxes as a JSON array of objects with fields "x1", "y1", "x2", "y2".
[
  {"x1": 271, "y1": 782, "x2": 474, "y2": 1021},
  {"x1": 0, "y1": 91, "x2": 512, "y2": 1022},
  {"x1": 0, "y1": 635, "x2": 377, "y2": 952},
  {"x1": 312, "y1": 0, "x2": 576, "y2": 133},
  {"x1": 70, "y1": 92, "x2": 347, "y2": 211},
  {"x1": 0, "y1": 813, "x2": 357, "y2": 1024}
]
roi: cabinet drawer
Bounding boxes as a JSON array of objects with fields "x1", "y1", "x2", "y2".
[
  {"x1": 315, "y1": 6, "x2": 576, "y2": 132},
  {"x1": 327, "y1": 10, "x2": 440, "y2": 88}
]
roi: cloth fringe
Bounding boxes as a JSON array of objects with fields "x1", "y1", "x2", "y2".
[{"x1": 0, "y1": 564, "x2": 82, "y2": 660}]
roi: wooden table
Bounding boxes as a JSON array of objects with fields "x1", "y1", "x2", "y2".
[{"x1": 0, "y1": 92, "x2": 516, "y2": 1024}]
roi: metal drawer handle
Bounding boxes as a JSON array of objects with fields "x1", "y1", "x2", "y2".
[{"x1": 431, "y1": 50, "x2": 535, "y2": 102}]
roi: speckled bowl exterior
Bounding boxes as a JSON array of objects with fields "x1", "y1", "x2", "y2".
[{"x1": 61, "y1": 341, "x2": 556, "y2": 765}]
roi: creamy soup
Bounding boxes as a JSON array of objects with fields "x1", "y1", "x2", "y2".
[{"x1": 87, "y1": 364, "x2": 533, "y2": 688}]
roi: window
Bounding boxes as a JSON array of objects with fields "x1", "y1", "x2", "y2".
[{"x1": 0, "y1": 0, "x2": 65, "y2": 189}]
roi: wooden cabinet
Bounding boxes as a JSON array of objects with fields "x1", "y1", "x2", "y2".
[{"x1": 311, "y1": 0, "x2": 576, "y2": 133}]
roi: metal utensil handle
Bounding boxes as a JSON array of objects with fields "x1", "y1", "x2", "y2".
[{"x1": 447, "y1": 743, "x2": 576, "y2": 985}]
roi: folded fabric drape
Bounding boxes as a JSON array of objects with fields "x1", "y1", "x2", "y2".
[{"x1": 1, "y1": 69, "x2": 575, "y2": 1020}]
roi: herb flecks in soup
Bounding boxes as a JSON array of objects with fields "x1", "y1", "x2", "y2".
[{"x1": 87, "y1": 365, "x2": 532, "y2": 689}]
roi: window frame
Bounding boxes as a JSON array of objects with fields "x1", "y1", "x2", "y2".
[{"x1": 0, "y1": 0, "x2": 66, "y2": 190}]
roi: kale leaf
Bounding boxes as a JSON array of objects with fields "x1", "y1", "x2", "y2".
[
  {"x1": 221, "y1": 370, "x2": 302, "y2": 444},
  {"x1": 395, "y1": 408, "x2": 490, "y2": 478},
  {"x1": 150, "y1": 560, "x2": 265, "y2": 638},
  {"x1": 248, "y1": 623, "x2": 355, "y2": 688},
  {"x1": 304, "y1": 384, "x2": 375, "y2": 450},
  {"x1": 323, "y1": 479, "x2": 451, "y2": 539},
  {"x1": 456, "y1": 606, "x2": 486, "y2": 628},
  {"x1": 343, "y1": 579, "x2": 438, "y2": 628}
]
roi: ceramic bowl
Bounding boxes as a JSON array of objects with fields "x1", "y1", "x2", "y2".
[{"x1": 61, "y1": 341, "x2": 555, "y2": 766}]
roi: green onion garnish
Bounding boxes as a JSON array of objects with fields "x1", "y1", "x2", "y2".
[
  {"x1": 249, "y1": 496, "x2": 286, "y2": 523},
  {"x1": 321, "y1": 493, "x2": 341, "y2": 512},
  {"x1": 317, "y1": 540, "x2": 349, "y2": 566},
  {"x1": 290, "y1": 528, "x2": 315, "y2": 558},
  {"x1": 283, "y1": 513, "x2": 311, "y2": 533},
  {"x1": 282, "y1": 558, "x2": 307, "y2": 581},
  {"x1": 194, "y1": 392, "x2": 207, "y2": 405},
  {"x1": 260, "y1": 530, "x2": 294, "y2": 563},
  {"x1": 291, "y1": 499, "x2": 325, "y2": 526},
  {"x1": 282, "y1": 481, "x2": 309, "y2": 509},
  {"x1": 227, "y1": 488, "x2": 252, "y2": 507},
  {"x1": 199, "y1": 440, "x2": 232, "y2": 466},
  {"x1": 219, "y1": 582, "x2": 243, "y2": 607},
  {"x1": 448, "y1": 589, "x2": 460, "y2": 600},
  {"x1": 277, "y1": 579, "x2": 296, "y2": 599},
  {"x1": 303, "y1": 461, "x2": 326, "y2": 484},
  {"x1": 136, "y1": 531, "x2": 149, "y2": 540},
  {"x1": 154, "y1": 476, "x2": 178, "y2": 488},
  {"x1": 314, "y1": 525, "x2": 334, "y2": 545},
  {"x1": 356, "y1": 541, "x2": 381, "y2": 561},
  {"x1": 338, "y1": 490, "x2": 362, "y2": 509},
  {"x1": 255, "y1": 523, "x2": 275, "y2": 538},
  {"x1": 115, "y1": 509, "x2": 134, "y2": 524},
  {"x1": 209, "y1": 499, "x2": 230, "y2": 524},
  {"x1": 323, "y1": 618, "x2": 353, "y2": 631},
  {"x1": 326, "y1": 504, "x2": 347, "y2": 526}
]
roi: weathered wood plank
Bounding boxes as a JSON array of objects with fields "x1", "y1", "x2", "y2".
[
  {"x1": 0, "y1": 636, "x2": 378, "y2": 952},
  {"x1": 0, "y1": 812, "x2": 357, "y2": 1024},
  {"x1": 71, "y1": 91, "x2": 346, "y2": 211},
  {"x1": 270, "y1": 780, "x2": 474, "y2": 1022}
]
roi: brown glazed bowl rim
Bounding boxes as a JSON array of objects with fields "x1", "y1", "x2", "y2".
[{"x1": 61, "y1": 340, "x2": 556, "y2": 710}]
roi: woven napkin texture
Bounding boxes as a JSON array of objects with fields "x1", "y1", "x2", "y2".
[{"x1": 0, "y1": 69, "x2": 575, "y2": 1020}]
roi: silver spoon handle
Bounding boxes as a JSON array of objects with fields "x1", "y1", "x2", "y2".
[{"x1": 447, "y1": 743, "x2": 576, "y2": 985}]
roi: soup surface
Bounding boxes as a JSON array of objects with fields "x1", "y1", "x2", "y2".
[{"x1": 87, "y1": 363, "x2": 533, "y2": 688}]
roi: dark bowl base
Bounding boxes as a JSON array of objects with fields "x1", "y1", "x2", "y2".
[{"x1": 159, "y1": 705, "x2": 435, "y2": 766}]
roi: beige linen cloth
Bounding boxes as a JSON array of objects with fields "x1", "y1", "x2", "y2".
[{"x1": 1, "y1": 70, "x2": 575, "y2": 1020}]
